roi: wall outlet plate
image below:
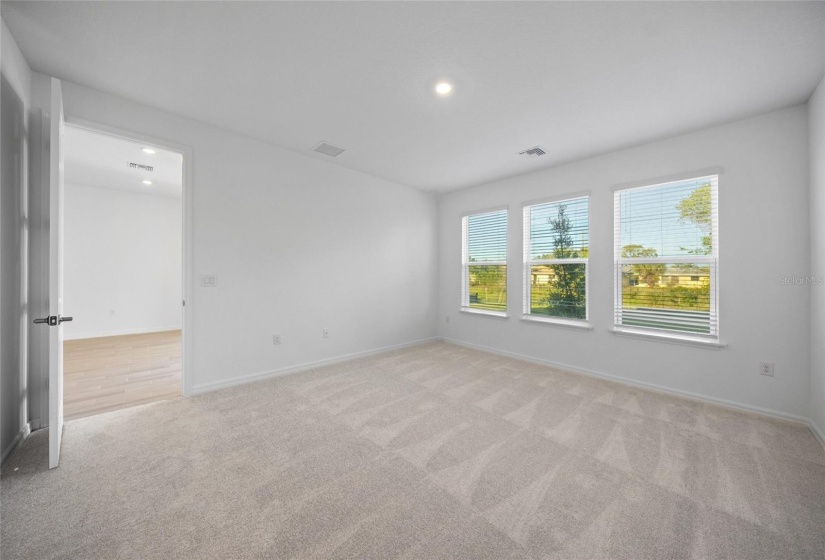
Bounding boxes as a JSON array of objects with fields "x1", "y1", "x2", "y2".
[
  {"x1": 273, "y1": 334, "x2": 281, "y2": 345},
  {"x1": 759, "y1": 361, "x2": 774, "y2": 377},
  {"x1": 322, "y1": 329, "x2": 329, "y2": 338},
  {"x1": 200, "y1": 274, "x2": 217, "y2": 287}
]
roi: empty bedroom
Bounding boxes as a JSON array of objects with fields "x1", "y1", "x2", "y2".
[{"x1": 1, "y1": 2, "x2": 824, "y2": 559}]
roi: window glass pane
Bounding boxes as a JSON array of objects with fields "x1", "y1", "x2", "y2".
[
  {"x1": 619, "y1": 178, "x2": 714, "y2": 258},
  {"x1": 529, "y1": 264, "x2": 586, "y2": 319},
  {"x1": 620, "y1": 263, "x2": 711, "y2": 334},
  {"x1": 468, "y1": 210, "x2": 507, "y2": 262},
  {"x1": 530, "y1": 198, "x2": 588, "y2": 260},
  {"x1": 468, "y1": 265, "x2": 507, "y2": 311}
]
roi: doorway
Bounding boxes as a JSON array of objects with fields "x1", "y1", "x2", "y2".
[{"x1": 61, "y1": 125, "x2": 185, "y2": 420}]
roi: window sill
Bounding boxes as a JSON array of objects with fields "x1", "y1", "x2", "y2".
[
  {"x1": 611, "y1": 327, "x2": 726, "y2": 349},
  {"x1": 460, "y1": 308, "x2": 509, "y2": 319},
  {"x1": 521, "y1": 315, "x2": 592, "y2": 331}
]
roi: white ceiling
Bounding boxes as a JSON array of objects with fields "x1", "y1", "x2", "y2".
[
  {"x1": 65, "y1": 126, "x2": 182, "y2": 199},
  {"x1": 4, "y1": 1, "x2": 824, "y2": 192}
]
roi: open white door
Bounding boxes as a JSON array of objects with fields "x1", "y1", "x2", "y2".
[{"x1": 46, "y1": 77, "x2": 69, "y2": 469}]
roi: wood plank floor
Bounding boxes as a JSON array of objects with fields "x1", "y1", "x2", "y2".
[{"x1": 63, "y1": 330, "x2": 181, "y2": 421}]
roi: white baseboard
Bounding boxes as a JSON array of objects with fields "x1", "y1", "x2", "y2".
[
  {"x1": 809, "y1": 420, "x2": 825, "y2": 452},
  {"x1": 441, "y1": 337, "x2": 810, "y2": 425},
  {"x1": 1, "y1": 422, "x2": 31, "y2": 467},
  {"x1": 189, "y1": 337, "x2": 439, "y2": 396},
  {"x1": 64, "y1": 325, "x2": 181, "y2": 340}
]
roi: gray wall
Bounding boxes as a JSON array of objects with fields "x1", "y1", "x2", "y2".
[
  {"x1": 26, "y1": 74, "x2": 48, "y2": 431},
  {"x1": 810, "y1": 75, "x2": 825, "y2": 441},
  {"x1": 1, "y1": 19, "x2": 32, "y2": 462}
]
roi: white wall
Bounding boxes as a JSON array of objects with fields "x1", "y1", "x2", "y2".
[
  {"x1": 1, "y1": 19, "x2": 32, "y2": 461},
  {"x1": 63, "y1": 183, "x2": 182, "y2": 339},
  {"x1": 18, "y1": 69, "x2": 818, "y2": 430},
  {"x1": 810, "y1": 76, "x2": 825, "y2": 441},
  {"x1": 439, "y1": 106, "x2": 811, "y2": 420},
  {"x1": 26, "y1": 71, "x2": 50, "y2": 430},
  {"x1": 31, "y1": 77, "x2": 438, "y2": 393}
]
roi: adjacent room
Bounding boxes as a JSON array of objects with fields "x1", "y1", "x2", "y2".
[
  {"x1": 1, "y1": 2, "x2": 824, "y2": 559},
  {"x1": 62, "y1": 126, "x2": 183, "y2": 420}
]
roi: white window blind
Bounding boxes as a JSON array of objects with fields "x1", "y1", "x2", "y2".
[
  {"x1": 523, "y1": 196, "x2": 589, "y2": 322},
  {"x1": 614, "y1": 175, "x2": 719, "y2": 338},
  {"x1": 462, "y1": 209, "x2": 507, "y2": 314}
]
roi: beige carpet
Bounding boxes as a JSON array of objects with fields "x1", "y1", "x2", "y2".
[{"x1": 2, "y1": 341, "x2": 824, "y2": 559}]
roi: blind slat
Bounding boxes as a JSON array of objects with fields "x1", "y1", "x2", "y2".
[
  {"x1": 525, "y1": 196, "x2": 589, "y2": 261},
  {"x1": 466, "y1": 210, "x2": 507, "y2": 263},
  {"x1": 463, "y1": 210, "x2": 508, "y2": 311}
]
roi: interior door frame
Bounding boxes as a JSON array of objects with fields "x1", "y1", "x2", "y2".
[{"x1": 62, "y1": 117, "x2": 194, "y2": 397}]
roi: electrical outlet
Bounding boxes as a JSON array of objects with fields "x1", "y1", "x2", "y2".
[
  {"x1": 273, "y1": 334, "x2": 281, "y2": 346},
  {"x1": 109, "y1": 309, "x2": 116, "y2": 317},
  {"x1": 445, "y1": 315, "x2": 450, "y2": 323},
  {"x1": 759, "y1": 361, "x2": 774, "y2": 377},
  {"x1": 322, "y1": 329, "x2": 329, "y2": 339},
  {"x1": 200, "y1": 274, "x2": 217, "y2": 287}
]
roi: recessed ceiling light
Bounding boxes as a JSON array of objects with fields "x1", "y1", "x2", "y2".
[
  {"x1": 142, "y1": 148, "x2": 156, "y2": 154},
  {"x1": 435, "y1": 82, "x2": 453, "y2": 95},
  {"x1": 142, "y1": 180, "x2": 152, "y2": 185}
]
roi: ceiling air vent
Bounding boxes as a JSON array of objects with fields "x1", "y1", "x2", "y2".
[
  {"x1": 519, "y1": 146, "x2": 546, "y2": 157},
  {"x1": 314, "y1": 142, "x2": 345, "y2": 157}
]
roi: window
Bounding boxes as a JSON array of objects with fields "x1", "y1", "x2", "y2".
[
  {"x1": 614, "y1": 175, "x2": 719, "y2": 339},
  {"x1": 523, "y1": 196, "x2": 589, "y2": 323},
  {"x1": 462, "y1": 209, "x2": 507, "y2": 315}
]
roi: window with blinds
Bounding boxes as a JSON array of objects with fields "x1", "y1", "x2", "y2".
[
  {"x1": 523, "y1": 196, "x2": 589, "y2": 322},
  {"x1": 462, "y1": 209, "x2": 507, "y2": 314},
  {"x1": 614, "y1": 175, "x2": 719, "y2": 338}
]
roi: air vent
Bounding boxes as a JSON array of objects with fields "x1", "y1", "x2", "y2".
[
  {"x1": 519, "y1": 146, "x2": 546, "y2": 157},
  {"x1": 314, "y1": 142, "x2": 345, "y2": 157}
]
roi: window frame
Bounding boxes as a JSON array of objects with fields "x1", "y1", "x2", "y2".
[
  {"x1": 613, "y1": 174, "x2": 720, "y2": 342},
  {"x1": 461, "y1": 207, "x2": 509, "y2": 318},
  {"x1": 522, "y1": 194, "x2": 590, "y2": 328}
]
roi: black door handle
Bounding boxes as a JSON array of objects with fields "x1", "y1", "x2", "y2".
[{"x1": 33, "y1": 315, "x2": 73, "y2": 325}]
